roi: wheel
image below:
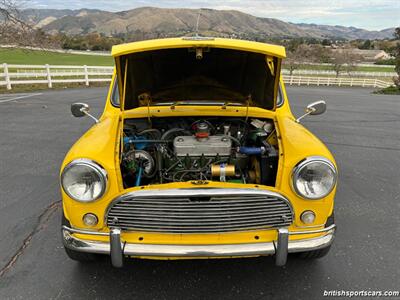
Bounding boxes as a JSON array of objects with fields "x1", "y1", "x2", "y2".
[
  {"x1": 296, "y1": 212, "x2": 334, "y2": 259},
  {"x1": 62, "y1": 211, "x2": 100, "y2": 262},
  {"x1": 64, "y1": 246, "x2": 99, "y2": 262},
  {"x1": 296, "y1": 245, "x2": 331, "y2": 259}
]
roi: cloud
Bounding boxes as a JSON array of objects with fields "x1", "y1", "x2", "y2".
[{"x1": 27, "y1": 0, "x2": 400, "y2": 30}]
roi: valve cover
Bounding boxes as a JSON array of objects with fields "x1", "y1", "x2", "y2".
[{"x1": 173, "y1": 136, "x2": 232, "y2": 157}]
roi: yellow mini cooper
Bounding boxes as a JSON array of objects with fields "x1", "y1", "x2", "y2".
[{"x1": 61, "y1": 37, "x2": 337, "y2": 267}]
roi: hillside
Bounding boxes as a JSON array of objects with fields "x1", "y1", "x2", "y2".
[{"x1": 22, "y1": 7, "x2": 395, "y2": 40}]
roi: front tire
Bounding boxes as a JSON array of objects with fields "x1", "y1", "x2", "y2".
[
  {"x1": 296, "y1": 212, "x2": 334, "y2": 259},
  {"x1": 62, "y1": 211, "x2": 100, "y2": 262},
  {"x1": 64, "y1": 246, "x2": 99, "y2": 262},
  {"x1": 297, "y1": 245, "x2": 331, "y2": 259}
]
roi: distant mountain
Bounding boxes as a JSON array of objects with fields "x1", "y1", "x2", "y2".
[
  {"x1": 294, "y1": 23, "x2": 395, "y2": 40},
  {"x1": 21, "y1": 7, "x2": 395, "y2": 40},
  {"x1": 22, "y1": 8, "x2": 103, "y2": 23}
]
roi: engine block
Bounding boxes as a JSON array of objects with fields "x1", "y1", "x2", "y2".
[{"x1": 173, "y1": 135, "x2": 232, "y2": 157}]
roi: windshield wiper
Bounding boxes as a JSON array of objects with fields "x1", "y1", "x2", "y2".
[
  {"x1": 170, "y1": 101, "x2": 185, "y2": 109},
  {"x1": 150, "y1": 101, "x2": 244, "y2": 109},
  {"x1": 221, "y1": 101, "x2": 237, "y2": 109}
]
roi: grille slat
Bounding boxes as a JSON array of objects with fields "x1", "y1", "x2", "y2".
[
  {"x1": 116, "y1": 197, "x2": 283, "y2": 203},
  {"x1": 120, "y1": 197, "x2": 283, "y2": 204},
  {"x1": 107, "y1": 214, "x2": 290, "y2": 224},
  {"x1": 112, "y1": 203, "x2": 286, "y2": 209},
  {"x1": 112, "y1": 217, "x2": 289, "y2": 227},
  {"x1": 110, "y1": 203, "x2": 289, "y2": 211},
  {"x1": 114, "y1": 218, "x2": 292, "y2": 228},
  {"x1": 106, "y1": 191, "x2": 293, "y2": 233},
  {"x1": 108, "y1": 208, "x2": 291, "y2": 219}
]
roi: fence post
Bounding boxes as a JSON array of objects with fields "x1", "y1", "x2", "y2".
[
  {"x1": 45, "y1": 64, "x2": 52, "y2": 88},
  {"x1": 84, "y1": 65, "x2": 89, "y2": 86},
  {"x1": 327, "y1": 77, "x2": 330, "y2": 86},
  {"x1": 362, "y1": 79, "x2": 366, "y2": 87},
  {"x1": 290, "y1": 76, "x2": 293, "y2": 85},
  {"x1": 317, "y1": 77, "x2": 320, "y2": 86},
  {"x1": 338, "y1": 78, "x2": 342, "y2": 87},
  {"x1": 373, "y1": 79, "x2": 377, "y2": 88},
  {"x1": 3, "y1": 63, "x2": 12, "y2": 90},
  {"x1": 350, "y1": 78, "x2": 353, "y2": 87}
]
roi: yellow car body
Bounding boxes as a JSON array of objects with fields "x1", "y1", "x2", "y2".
[{"x1": 61, "y1": 38, "x2": 336, "y2": 267}]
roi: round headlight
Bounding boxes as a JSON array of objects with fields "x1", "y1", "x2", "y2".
[
  {"x1": 61, "y1": 159, "x2": 107, "y2": 202},
  {"x1": 292, "y1": 157, "x2": 337, "y2": 200}
]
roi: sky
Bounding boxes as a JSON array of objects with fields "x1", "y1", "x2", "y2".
[{"x1": 27, "y1": 0, "x2": 400, "y2": 30}]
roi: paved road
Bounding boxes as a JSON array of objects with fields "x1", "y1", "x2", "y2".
[{"x1": 0, "y1": 86, "x2": 399, "y2": 299}]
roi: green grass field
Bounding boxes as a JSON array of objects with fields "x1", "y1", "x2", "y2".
[
  {"x1": 1, "y1": 48, "x2": 395, "y2": 73},
  {"x1": 0, "y1": 48, "x2": 114, "y2": 66},
  {"x1": 299, "y1": 64, "x2": 395, "y2": 72}
]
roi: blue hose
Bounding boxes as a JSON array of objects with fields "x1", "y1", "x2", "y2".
[
  {"x1": 124, "y1": 136, "x2": 148, "y2": 150},
  {"x1": 135, "y1": 167, "x2": 143, "y2": 186},
  {"x1": 238, "y1": 146, "x2": 265, "y2": 155}
]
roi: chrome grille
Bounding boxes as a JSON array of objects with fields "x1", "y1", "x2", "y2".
[{"x1": 106, "y1": 189, "x2": 293, "y2": 233}]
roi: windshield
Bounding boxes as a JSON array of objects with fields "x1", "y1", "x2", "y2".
[{"x1": 119, "y1": 47, "x2": 279, "y2": 110}]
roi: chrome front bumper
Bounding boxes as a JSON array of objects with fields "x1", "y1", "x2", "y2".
[{"x1": 62, "y1": 224, "x2": 336, "y2": 268}]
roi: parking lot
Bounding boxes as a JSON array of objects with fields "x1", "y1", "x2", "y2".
[{"x1": 0, "y1": 86, "x2": 399, "y2": 299}]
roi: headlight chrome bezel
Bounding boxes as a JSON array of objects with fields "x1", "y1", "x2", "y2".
[
  {"x1": 292, "y1": 156, "x2": 337, "y2": 200},
  {"x1": 61, "y1": 159, "x2": 107, "y2": 202}
]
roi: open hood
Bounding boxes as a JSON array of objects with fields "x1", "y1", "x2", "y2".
[{"x1": 112, "y1": 38, "x2": 285, "y2": 111}]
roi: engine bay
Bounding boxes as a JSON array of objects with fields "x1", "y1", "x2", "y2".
[{"x1": 121, "y1": 117, "x2": 279, "y2": 188}]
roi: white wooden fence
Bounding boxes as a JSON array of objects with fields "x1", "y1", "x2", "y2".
[
  {"x1": 281, "y1": 69, "x2": 396, "y2": 77},
  {"x1": 283, "y1": 75, "x2": 391, "y2": 88},
  {"x1": 0, "y1": 63, "x2": 113, "y2": 90},
  {"x1": 0, "y1": 63, "x2": 393, "y2": 90}
]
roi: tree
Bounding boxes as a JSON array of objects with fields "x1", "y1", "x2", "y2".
[
  {"x1": 330, "y1": 49, "x2": 360, "y2": 77},
  {"x1": 359, "y1": 39, "x2": 372, "y2": 50},
  {"x1": 322, "y1": 39, "x2": 331, "y2": 46},
  {"x1": 393, "y1": 27, "x2": 400, "y2": 87},
  {"x1": 284, "y1": 44, "x2": 332, "y2": 76},
  {"x1": 394, "y1": 28, "x2": 400, "y2": 75},
  {"x1": 285, "y1": 45, "x2": 308, "y2": 75},
  {"x1": 286, "y1": 38, "x2": 303, "y2": 52},
  {"x1": 374, "y1": 40, "x2": 395, "y2": 54},
  {"x1": 0, "y1": 0, "x2": 55, "y2": 47},
  {"x1": 308, "y1": 44, "x2": 331, "y2": 63}
]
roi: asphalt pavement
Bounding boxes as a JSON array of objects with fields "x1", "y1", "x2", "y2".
[{"x1": 0, "y1": 86, "x2": 399, "y2": 299}]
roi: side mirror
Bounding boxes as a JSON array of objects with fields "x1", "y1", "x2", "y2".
[
  {"x1": 306, "y1": 100, "x2": 326, "y2": 115},
  {"x1": 296, "y1": 100, "x2": 326, "y2": 123},
  {"x1": 71, "y1": 103, "x2": 89, "y2": 118},
  {"x1": 71, "y1": 103, "x2": 99, "y2": 123}
]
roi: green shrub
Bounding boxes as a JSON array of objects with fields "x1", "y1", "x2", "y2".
[
  {"x1": 374, "y1": 86, "x2": 400, "y2": 95},
  {"x1": 374, "y1": 59, "x2": 396, "y2": 65}
]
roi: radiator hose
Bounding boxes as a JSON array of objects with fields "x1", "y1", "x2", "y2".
[{"x1": 238, "y1": 146, "x2": 266, "y2": 155}]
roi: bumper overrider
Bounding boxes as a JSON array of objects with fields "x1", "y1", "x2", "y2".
[{"x1": 62, "y1": 188, "x2": 335, "y2": 267}]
